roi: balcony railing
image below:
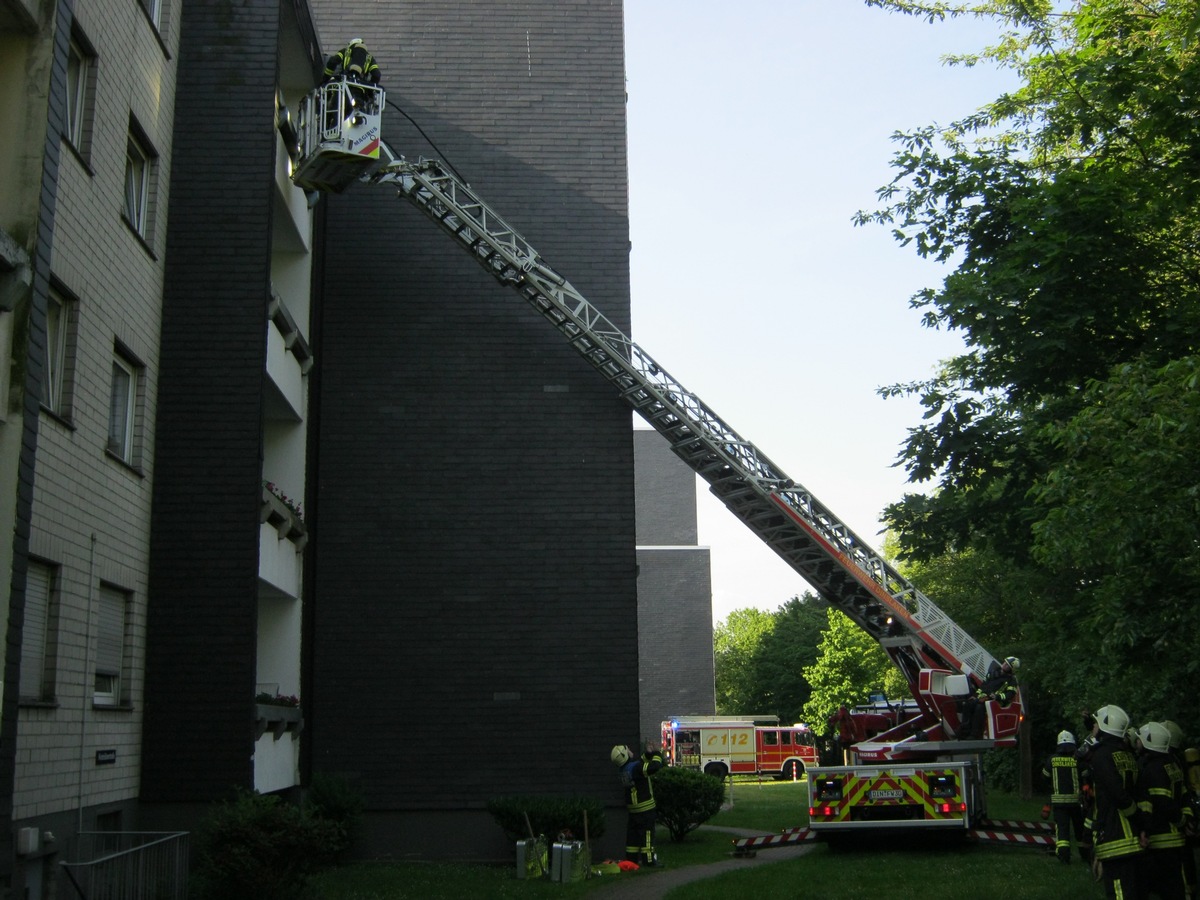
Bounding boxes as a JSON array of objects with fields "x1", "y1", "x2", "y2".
[{"x1": 61, "y1": 831, "x2": 189, "y2": 899}]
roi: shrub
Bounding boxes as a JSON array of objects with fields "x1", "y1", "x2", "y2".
[
  {"x1": 984, "y1": 747, "x2": 1021, "y2": 793},
  {"x1": 486, "y1": 795, "x2": 606, "y2": 843},
  {"x1": 654, "y1": 766, "x2": 725, "y2": 841},
  {"x1": 304, "y1": 771, "x2": 365, "y2": 859},
  {"x1": 191, "y1": 790, "x2": 343, "y2": 900}
]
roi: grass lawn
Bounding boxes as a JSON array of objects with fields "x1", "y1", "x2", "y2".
[{"x1": 307, "y1": 779, "x2": 1107, "y2": 899}]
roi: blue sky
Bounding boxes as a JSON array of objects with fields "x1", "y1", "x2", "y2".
[{"x1": 624, "y1": 3, "x2": 1019, "y2": 624}]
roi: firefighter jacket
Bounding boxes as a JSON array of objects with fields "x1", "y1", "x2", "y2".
[
  {"x1": 1090, "y1": 732, "x2": 1145, "y2": 861},
  {"x1": 618, "y1": 749, "x2": 664, "y2": 814},
  {"x1": 1042, "y1": 744, "x2": 1086, "y2": 806},
  {"x1": 975, "y1": 661, "x2": 1017, "y2": 706},
  {"x1": 323, "y1": 43, "x2": 381, "y2": 84},
  {"x1": 1137, "y1": 750, "x2": 1190, "y2": 851}
]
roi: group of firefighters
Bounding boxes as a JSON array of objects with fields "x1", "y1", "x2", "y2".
[
  {"x1": 1042, "y1": 705, "x2": 1199, "y2": 899},
  {"x1": 609, "y1": 702, "x2": 1199, "y2": 894}
]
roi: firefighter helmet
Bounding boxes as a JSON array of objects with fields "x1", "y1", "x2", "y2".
[
  {"x1": 347, "y1": 37, "x2": 364, "y2": 46},
  {"x1": 611, "y1": 744, "x2": 631, "y2": 766},
  {"x1": 1057, "y1": 730, "x2": 1076, "y2": 746},
  {"x1": 1095, "y1": 705, "x2": 1129, "y2": 737},
  {"x1": 1004, "y1": 656, "x2": 1020, "y2": 672},
  {"x1": 1139, "y1": 722, "x2": 1171, "y2": 754},
  {"x1": 1162, "y1": 720, "x2": 1184, "y2": 750}
]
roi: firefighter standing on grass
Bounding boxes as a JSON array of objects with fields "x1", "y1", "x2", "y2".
[
  {"x1": 611, "y1": 741, "x2": 664, "y2": 867},
  {"x1": 1136, "y1": 722, "x2": 1191, "y2": 900},
  {"x1": 1041, "y1": 730, "x2": 1092, "y2": 864},
  {"x1": 1089, "y1": 705, "x2": 1146, "y2": 899}
]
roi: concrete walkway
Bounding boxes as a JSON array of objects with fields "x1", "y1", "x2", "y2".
[{"x1": 586, "y1": 827, "x2": 815, "y2": 900}]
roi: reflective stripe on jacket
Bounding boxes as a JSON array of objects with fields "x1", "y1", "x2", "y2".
[
  {"x1": 1042, "y1": 751, "x2": 1083, "y2": 805},
  {"x1": 619, "y1": 750, "x2": 664, "y2": 813},
  {"x1": 1138, "y1": 752, "x2": 1187, "y2": 850},
  {"x1": 1090, "y1": 734, "x2": 1144, "y2": 861}
]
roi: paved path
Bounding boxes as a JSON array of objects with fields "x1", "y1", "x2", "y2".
[{"x1": 586, "y1": 827, "x2": 815, "y2": 900}]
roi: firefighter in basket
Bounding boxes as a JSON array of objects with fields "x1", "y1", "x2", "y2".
[
  {"x1": 612, "y1": 741, "x2": 664, "y2": 867},
  {"x1": 959, "y1": 656, "x2": 1019, "y2": 740},
  {"x1": 322, "y1": 38, "x2": 381, "y2": 86}
]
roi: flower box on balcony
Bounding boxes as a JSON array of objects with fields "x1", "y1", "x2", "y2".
[
  {"x1": 255, "y1": 703, "x2": 304, "y2": 741},
  {"x1": 260, "y1": 486, "x2": 308, "y2": 550}
]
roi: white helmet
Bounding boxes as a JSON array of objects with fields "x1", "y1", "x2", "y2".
[
  {"x1": 1057, "y1": 730, "x2": 1076, "y2": 746},
  {"x1": 1094, "y1": 705, "x2": 1130, "y2": 737},
  {"x1": 1139, "y1": 722, "x2": 1171, "y2": 754},
  {"x1": 347, "y1": 37, "x2": 364, "y2": 46},
  {"x1": 1004, "y1": 656, "x2": 1020, "y2": 672},
  {"x1": 1162, "y1": 720, "x2": 1184, "y2": 750},
  {"x1": 611, "y1": 744, "x2": 631, "y2": 766}
]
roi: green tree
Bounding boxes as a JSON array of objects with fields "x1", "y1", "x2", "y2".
[
  {"x1": 857, "y1": 0, "x2": 1200, "y2": 719},
  {"x1": 1029, "y1": 355, "x2": 1200, "y2": 714},
  {"x1": 713, "y1": 596, "x2": 828, "y2": 722},
  {"x1": 713, "y1": 607, "x2": 775, "y2": 714},
  {"x1": 801, "y1": 609, "x2": 906, "y2": 735},
  {"x1": 754, "y1": 596, "x2": 828, "y2": 724}
]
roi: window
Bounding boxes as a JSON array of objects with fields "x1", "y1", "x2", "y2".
[
  {"x1": 781, "y1": 731, "x2": 792, "y2": 746},
  {"x1": 140, "y1": 0, "x2": 162, "y2": 30},
  {"x1": 107, "y1": 346, "x2": 142, "y2": 465},
  {"x1": 762, "y1": 730, "x2": 778, "y2": 746},
  {"x1": 44, "y1": 287, "x2": 77, "y2": 417},
  {"x1": 95, "y1": 585, "x2": 130, "y2": 707},
  {"x1": 65, "y1": 31, "x2": 97, "y2": 158},
  {"x1": 123, "y1": 120, "x2": 158, "y2": 242},
  {"x1": 124, "y1": 133, "x2": 149, "y2": 234},
  {"x1": 21, "y1": 561, "x2": 58, "y2": 703}
]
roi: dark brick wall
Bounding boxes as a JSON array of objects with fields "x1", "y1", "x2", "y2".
[
  {"x1": 306, "y1": 0, "x2": 638, "y2": 828},
  {"x1": 633, "y1": 431, "x2": 715, "y2": 741},
  {"x1": 142, "y1": 0, "x2": 283, "y2": 801},
  {"x1": 634, "y1": 430, "x2": 700, "y2": 546},
  {"x1": 636, "y1": 548, "x2": 715, "y2": 741}
]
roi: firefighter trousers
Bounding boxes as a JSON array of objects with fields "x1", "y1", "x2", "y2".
[
  {"x1": 624, "y1": 808, "x2": 656, "y2": 864},
  {"x1": 1052, "y1": 803, "x2": 1091, "y2": 862}
]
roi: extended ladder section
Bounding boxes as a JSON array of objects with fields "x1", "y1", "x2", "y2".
[
  {"x1": 366, "y1": 158, "x2": 1007, "y2": 705},
  {"x1": 287, "y1": 82, "x2": 1020, "y2": 750}
]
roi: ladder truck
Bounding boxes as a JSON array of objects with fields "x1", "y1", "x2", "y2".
[{"x1": 289, "y1": 80, "x2": 1040, "y2": 847}]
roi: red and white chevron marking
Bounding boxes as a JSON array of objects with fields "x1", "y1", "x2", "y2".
[
  {"x1": 969, "y1": 826, "x2": 1054, "y2": 847},
  {"x1": 732, "y1": 827, "x2": 815, "y2": 855},
  {"x1": 980, "y1": 818, "x2": 1054, "y2": 833}
]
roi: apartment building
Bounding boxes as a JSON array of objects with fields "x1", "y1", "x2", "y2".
[
  {"x1": 0, "y1": 0, "x2": 650, "y2": 887},
  {"x1": 0, "y1": 0, "x2": 181, "y2": 892},
  {"x1": 306, "y1": 0, "x2": 640, "y2": 859}
]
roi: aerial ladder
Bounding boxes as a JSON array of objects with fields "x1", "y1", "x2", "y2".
[{"x1": 289, "y1": 80, "x2": 1043, "y2": 847}]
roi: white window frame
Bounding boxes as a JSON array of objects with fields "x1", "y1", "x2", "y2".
[
  {"x1": 124, "y1": 133, "x2": 149, "y2": 235},
  {"x1": 66, "y1": 33, "x2": 95, "y2": 154},
  {"x1": 21, "y1": 561, "x2": 57, "y2": 703},
  {"x1": 107, "y1": 353, "x2": 137, "y2": 463},
  {"x1": 141, "y1": 0, "x2": 162, "y2": 30},
  {"x1": 95, "y1": 585, "x2": 130, "y2": 708},
  {"x1": 44, "y1": 286, "x2": 76, "y2": 417}
]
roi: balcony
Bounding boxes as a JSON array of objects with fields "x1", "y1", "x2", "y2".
[
  {"x1": 259, "y1": 486, "x2": 304, "y2": 599},
  {"x1": 264, "y1": 291, "x2": 311, "y2": 422}
]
